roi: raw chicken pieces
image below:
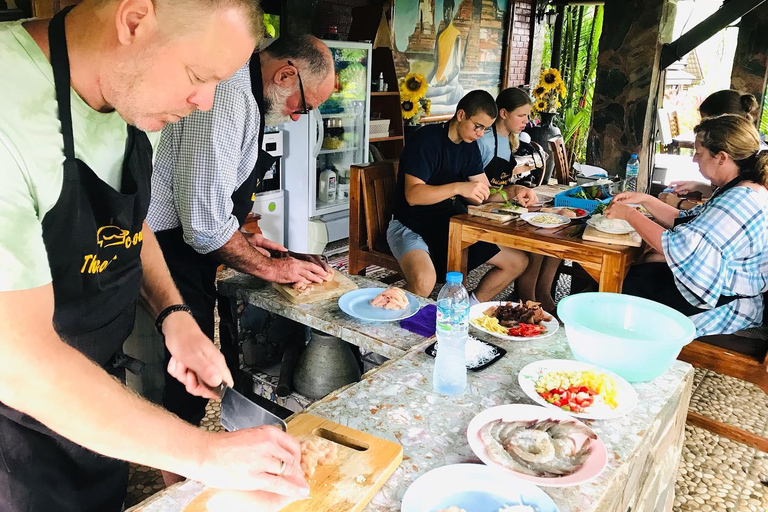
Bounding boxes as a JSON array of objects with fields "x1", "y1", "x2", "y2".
[
  {"x1": 369, "y1": 287, "x2": 409, "y2": 310},
  {"x1": 300, "y1": 436, "x2": 339, "y2": 477}
]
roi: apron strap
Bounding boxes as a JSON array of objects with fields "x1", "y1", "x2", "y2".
[
  {"x1": 48, "y1": 5, "x2": 77, "y2": 162},
  {"x1": 492, "y1": 123, "x2": 499, "y2": 158}
]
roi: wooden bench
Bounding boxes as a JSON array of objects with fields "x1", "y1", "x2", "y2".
[
  {"x1": 678, "y1": 325, "x2": 768, "y2": 452},
  {"x1": 348, "y1": 161, "x2": 403, "y2": 280}
]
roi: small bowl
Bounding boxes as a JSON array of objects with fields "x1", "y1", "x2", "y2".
[{"x1": 557, "y1": 293, "x2": 696, "y2": 382}]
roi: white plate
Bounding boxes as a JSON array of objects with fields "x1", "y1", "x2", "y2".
[
  {"x1": 338, "y1": 288, "x2": 420, "y2": 322},
  {"x1": 586, "y1": 214, "x2": 635, "y2": 234},
  {"x1": 520, "y1": 212, "x2": 570, "y2": 229},
  {"x1": 401, "y1": 463, "x2": 561, "y2": 512},
  {"x1": 518, "y1": 359, "x2": 638, "y2": 420},
  {"x1": 466, "y1": 404, "x2": 607, "y2": 487},
  {"x1": 540, "y1": 206, "x2": 590, "y2": 220},
  {"x1": 469, "y1": 301, "x2": 559, "y2": 341}
]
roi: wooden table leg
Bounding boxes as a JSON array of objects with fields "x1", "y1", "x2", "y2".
[
  {"x1": 447, "y1": 219, "x2": 469, "y2": 278},
  {"x1": 598, "y1": 254, "x2": 625, "y2": 293}
]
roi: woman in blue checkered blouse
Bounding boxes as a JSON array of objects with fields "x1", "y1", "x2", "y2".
[{"x1": 605, "y1": 114, "x2": 768, "y2": 336}]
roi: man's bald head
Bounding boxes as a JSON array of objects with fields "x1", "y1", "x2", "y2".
[{"x1": 260, "y1": 35, "x2": 334, "y2": 125}]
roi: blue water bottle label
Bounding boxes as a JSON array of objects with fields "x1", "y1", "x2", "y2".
[{"x1": 436, "y1": 305, "x2": 451, "y2": 332}]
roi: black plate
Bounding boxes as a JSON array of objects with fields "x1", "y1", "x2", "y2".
[{"x1": 424, "y1": 339, "x2": 506, "y2": 372}]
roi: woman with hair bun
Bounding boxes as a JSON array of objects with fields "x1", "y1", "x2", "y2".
[
  {"x1": 668, "y1": 89, "x2": 764, "y2": 198},
  {"x1": 607, "y1": 114, "x2": 768, "y2": 336}
]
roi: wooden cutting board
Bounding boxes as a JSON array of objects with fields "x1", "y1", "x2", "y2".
[
  {"x1": 272, "y1": 271, "x2": 358, "y2": 304},
  {"x1": 468, "y1": 203, "x2": 527, "y2": 222},
  {"x1": 183, "y1": 413, "x2": 403, "y2": 512},
  {"x1": 582, "y1": 225, "x2": 643, "y2": 247}
]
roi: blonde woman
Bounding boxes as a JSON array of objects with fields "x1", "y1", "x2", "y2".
[{"x1": 478, "y1": 87, "x2": 559, "y2": 312}]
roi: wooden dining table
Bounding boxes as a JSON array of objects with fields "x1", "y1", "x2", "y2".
[{"x1": 447, "y1": 211, "x2": 643, "y2": 293}]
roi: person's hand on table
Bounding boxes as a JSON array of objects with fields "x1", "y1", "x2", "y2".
[
  {"x1": 267, "y1": 256, "x2": 328, "y2": 285},
  {"x1": 287, "y1": 252, "x2": 332, "y2": 276},
  {"x1": 191, "y1": 426, "x2": 309, "y2": 501},
  {"x1": 604, "y1": 201, "x2": 635, "y2": 221},
  {"x1": 458, "y1": 181, "x2": 490, "y2": 205},
  {"x1": 668, "y1": 180, "x2": 710, "y2": 197},
  {"x1": 162, "y1": 313, "x2": 233, "y2": 399},
  {"x1": 514, "y1": 186, "x2": 538, "y2": 207},
  {"x1": 242, "y1": 231, "x2": 287, "y2": 257},
  {"x1": 611, "y1": 191, "x2": 651, "y2": 205}
]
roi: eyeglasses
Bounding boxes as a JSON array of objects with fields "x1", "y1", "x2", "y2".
[
  {"x1": 468, "y1": 116, "x2": 492, "y2": 134},
  {"x1": 287, "y1": 60, "x2": 310, "y2": 115}
]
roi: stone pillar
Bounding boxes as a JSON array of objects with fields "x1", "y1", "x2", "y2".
[
  {"x1": 730, "y1": 3, "x2": 768, "y2": 110},
  {"x1": 586, "y1": 0, "x2": 677, "y2": 192}
]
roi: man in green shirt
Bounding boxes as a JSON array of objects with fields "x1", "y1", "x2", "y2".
[{"x1": 0, "y1": 1, "x2": 308, "y2": 510}]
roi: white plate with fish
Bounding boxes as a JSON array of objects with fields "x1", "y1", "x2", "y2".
[
  {"x1": 466, "y1": 404, "x2": 607, "y2": 487},
  {"x1": 518, "y1": 360, "x2": 638, "y2": 420},
  {"x1": 401, "y1": 463, "x2": 560, "y2": 512},
  {"x1": 469, "y1": 301, "x2": 559, "y2": 341},
  {"x1": 586, "y1": 214, "x2": 635, "y2": 234},
  {"x1": 520, "y1": 212, "x2": 570, "y2": 229},
  {"x1": 338, "y1": 288, "x2": 420, "y2": 322}
]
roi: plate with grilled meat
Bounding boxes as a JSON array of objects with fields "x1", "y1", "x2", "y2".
[{"x1": 469, "y1": 301, "x2": 559, "y2": 341}]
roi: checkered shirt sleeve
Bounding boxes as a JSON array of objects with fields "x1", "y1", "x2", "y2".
[
  {"x1": 677, "y1": 202, "x2": 705, "y2": 219},
  {"x1": 147, "y1": 64, "x2": 260, "y2": 254},
  {"x1": 661, "y1": 186, "x2": 768, "y2": 336}
]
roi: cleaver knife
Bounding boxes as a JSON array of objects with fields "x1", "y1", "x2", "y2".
[{"x1": 212, "y1": 383, "x2": 288, "y2": 432}]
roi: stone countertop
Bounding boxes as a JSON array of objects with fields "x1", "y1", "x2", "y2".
[
  {"x1": 217, "y1": 273, "x2": 433, "y2": 359},
  {"x1": 131, "y1": 327, "x2": 694, "y2": 512}
]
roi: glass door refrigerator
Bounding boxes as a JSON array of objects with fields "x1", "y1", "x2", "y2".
[{"x1": 282, "y1": 40, "x2": 371, "y2": 253}]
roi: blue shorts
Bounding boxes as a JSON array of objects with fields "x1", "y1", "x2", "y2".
[
  {"x1": 386, "y1": 219, "x2": 430, "y2": 261},
  {"x1": 386, "y1": 218, "x2": 500, "y2": 279}
]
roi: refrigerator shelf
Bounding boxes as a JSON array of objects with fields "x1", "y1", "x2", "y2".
[
  {"x1": 318, "y1": 147, "x2": 360, "y2": 155},
  {"x1": 314, "y1": 198, "x2": 350, "y2": 216}
]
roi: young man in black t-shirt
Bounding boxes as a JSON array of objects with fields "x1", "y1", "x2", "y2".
[{"x1": 386, "y1": 90, "x2": 536, "y2": 301}]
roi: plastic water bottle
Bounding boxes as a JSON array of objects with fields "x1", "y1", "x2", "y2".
[
  {"x1": 625, "y1": 153, "x2": 639, "y2": 192},
  {"x1": 433, "y1": 272, "x2": 469, "y2": 395}
]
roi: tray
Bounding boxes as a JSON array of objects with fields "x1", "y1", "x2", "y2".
[
  {"x1": 554, "y1": 186, "x2": 612, "y2": 213},
  {"x1": 424, "y1": 338, "x2": 506, "y2": 371}
]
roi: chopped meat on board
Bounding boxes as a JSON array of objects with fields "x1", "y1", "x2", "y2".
[{"x1": 483, "y1": 300, "x2": 553, "y2": 327}]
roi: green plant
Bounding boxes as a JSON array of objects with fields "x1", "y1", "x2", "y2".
[
  {"x1": 547, "y1": 6, "x2": 603, "y2": 167},
  {"x1": 760, "y1": 88, "x2": 768, "y2": 135}
]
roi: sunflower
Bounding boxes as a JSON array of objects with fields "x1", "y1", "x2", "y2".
[
  {"x1": 532, "y1": 85, "x2": 547, "y2": 98},
  {"x1": 400, "y1": 73, "x2": 428, "y2": 99},
  {"x1": 423, "y1": 98, "x2": 432, "y2": 116},
  {"x1": 539, "y1": 68, "x2": 563, "y2": 91},
  {"x1": 534, "y1": 99, "x2": 548, "y2": 112},
  {"x1": 401, "y1": 99, "x2": 417, "y2": 119}
]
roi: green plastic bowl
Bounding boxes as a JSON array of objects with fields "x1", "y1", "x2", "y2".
[{"x1": 557, "y1": 293, "x2": 696, "y2": 382}]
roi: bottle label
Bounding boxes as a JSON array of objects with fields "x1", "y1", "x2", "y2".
[{"x1": 436, "y1": 305, "x2": 451, "y2": 333}]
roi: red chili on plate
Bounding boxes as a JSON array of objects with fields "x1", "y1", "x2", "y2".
[{"x1": 507, "y1": 323, "x2": 547, "y2": 337}]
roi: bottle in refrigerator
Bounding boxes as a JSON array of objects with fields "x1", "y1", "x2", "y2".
[
  {"x1": 337, "y1": 168, "x2": 350, "y2": 201},
  {"x1": 433, "y1": 272, "x2": 469, "y2": 396},
  {"x1": 318, "y1": 166, "x2": 337, "y2": 203}
]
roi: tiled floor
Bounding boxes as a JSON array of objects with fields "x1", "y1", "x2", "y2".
[{"x1": 124, "y1": 262, "x2": 768, "y2": 511}]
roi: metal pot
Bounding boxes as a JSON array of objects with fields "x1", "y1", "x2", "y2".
[{"x1": 292, "y1": 329, "x2": 361, "y2": 399}]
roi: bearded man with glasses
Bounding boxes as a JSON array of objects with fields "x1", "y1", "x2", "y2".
[
  {"x1": 387, "y1": 90, "x2": 534, "y2": 303},
  {"x1": 136, "y1": 34, "x2": 335, "y2": 486}
]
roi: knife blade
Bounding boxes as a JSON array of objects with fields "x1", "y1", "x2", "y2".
[{"x1": 212, "y1": 383, "x2": 288, "y2": 432}]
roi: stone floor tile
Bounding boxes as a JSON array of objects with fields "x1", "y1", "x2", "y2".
[{"x1": 689, "y1": 372, "x2": 768, "y2": 436}]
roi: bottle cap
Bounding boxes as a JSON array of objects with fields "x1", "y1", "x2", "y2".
[
  {"x1": 631, "y1": 153, "x2": 638, "y2": 158},
  {"x1": 446, "y1": 271, "x2": 463, "y2": 283}
]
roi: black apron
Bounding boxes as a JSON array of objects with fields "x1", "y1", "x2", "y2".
[
  {"x1": 626, "y1": 175, "x2": 757, "y2": 315},
  {"x1": 0, "y1": 6, "x2": 152, "y2": 512},
  {"x1": 394, "y1": 123, "x2": 499, "y2": 279},
  {"x1": 483, "y1": 124, "x2": 517, "y2": 188},
  {"x1": 156, "y1": 53, "x2": 272, "y2": 425}
]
